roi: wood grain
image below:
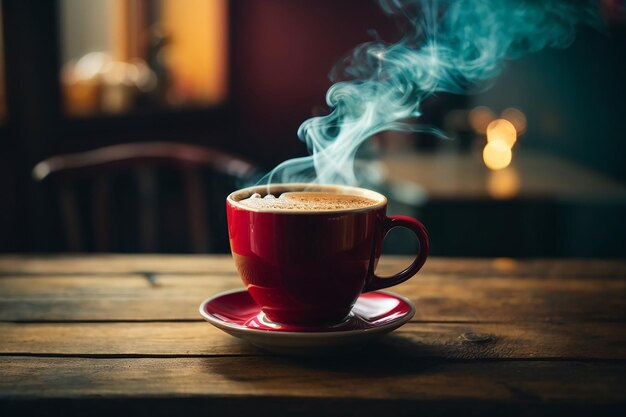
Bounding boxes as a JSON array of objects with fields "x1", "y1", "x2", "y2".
[
  {"x1": 1, "y1": 274, "x2": 624, "y2": 322},
  {"x1": 1, "y1": 356, "x2": 625, "y2": 403},
  {"x1": 0, "y1": 274, "x2": 239, "y2": 322},
  {"x1": 0, "y1": 255, "x2": 238, "y2": 275},
  {"x1": 1, "y1": 322, "x2": 625, "y2": 359},
  {"x1": 1, "y1": 255, "x2": 624, "y2": 278},
  {"x1": 0, "y1": 275, "x2": 239, "y2": 298},
  {"x1": 1, "y1": 256, "x2": 625, "y2": 416}
]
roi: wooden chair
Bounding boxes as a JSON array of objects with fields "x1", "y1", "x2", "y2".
[{"x1": 32, "y1": 142, "x2": 261, "y2": 253}]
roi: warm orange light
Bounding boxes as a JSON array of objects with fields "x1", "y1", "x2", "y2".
[
  {"x1": 469, "y1": 106, "x2": 495, "y2": 134},
  {"x1": 493, "y1": 257, "x2": 517, "y2": 271},
  {"x1": 487, "y1": 167, "x2": 521, "y2": 198},
  {"x1": 501, "y1": 107, "x2": 527, "y2": 135},
  {"x1": 486, "y1": 118, "x2": 517, "y2": 147},
  {"x1": 483, "y1": 139, "x2": 512, "y2": 170},
  {"x1": 161, "y1": 0, "x2": 228, "y2": 104}
]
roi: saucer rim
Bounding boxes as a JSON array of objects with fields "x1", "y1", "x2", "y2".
[{"x1": 198, "y1": 288, "x2": 415, "y2": 338}]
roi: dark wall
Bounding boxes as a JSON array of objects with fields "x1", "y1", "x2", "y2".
[{"x1": 230, "y1": 0, "x2": 397, "y2": 167}]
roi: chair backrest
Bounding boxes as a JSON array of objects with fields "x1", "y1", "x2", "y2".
[{"x1": 33, "y1": 142, "x2": 261, "y2": 253}]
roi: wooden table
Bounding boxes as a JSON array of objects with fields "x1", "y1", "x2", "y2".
[{"x1": 1, "y1": 255, "x2": 625, "y2": 416}]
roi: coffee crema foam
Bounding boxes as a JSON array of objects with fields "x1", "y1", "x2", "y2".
[{"x1": 238, "y1": 191, "x2": 379, "y2": 211}]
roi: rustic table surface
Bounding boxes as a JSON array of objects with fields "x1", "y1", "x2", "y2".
[{"x1": 1, "y1": 255, "x2": 625, "y2": 416}]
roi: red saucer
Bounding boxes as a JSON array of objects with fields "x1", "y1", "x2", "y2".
[{"x1": 199, "y1": 289, "x2": 415, "y2": 354}]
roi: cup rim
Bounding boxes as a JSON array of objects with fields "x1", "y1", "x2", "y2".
[{"x1": 227, "y1": 183, "x2": 387, "y2": 214}]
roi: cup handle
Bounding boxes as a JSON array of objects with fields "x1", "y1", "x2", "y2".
[{"x1": 364, "y1": 215, "x2": 430, "y2": 292}]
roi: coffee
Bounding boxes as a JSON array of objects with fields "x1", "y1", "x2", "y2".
[
  {"x1": 227, "y1": 183, "x2": 429, "y2": 325},
  {"x1": 239, "y1": 191, "x2": 378, "y2": 211}
]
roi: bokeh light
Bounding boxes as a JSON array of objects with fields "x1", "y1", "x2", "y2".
[
  {"x1": 487, "y1": 167, "x2": 521, "y2": 198},
  {"x1": 483, "y1": 139, "x2": 512, "y2": 170},
  {"x1": 486, "y1": 118, "x2": 517, "y2": 147},
  {"x1": 501, "y1": 107, "x2": 527, "y2": 135},
  {"x1": 469, "y1": 106, "x2": 495, "y2": 134}
]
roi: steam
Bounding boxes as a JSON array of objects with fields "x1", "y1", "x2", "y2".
[{"x1": 260, "y1": 0, "x2": 601, "y2": 186}]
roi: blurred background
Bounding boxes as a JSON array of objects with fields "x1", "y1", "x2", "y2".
[{"x1": 1, "y1": 0, "x2": 625, "y2": 257}]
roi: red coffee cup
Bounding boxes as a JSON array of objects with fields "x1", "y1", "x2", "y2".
[{"x1": 226, "y1": 183, "x2": 429, "y2": 326}]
